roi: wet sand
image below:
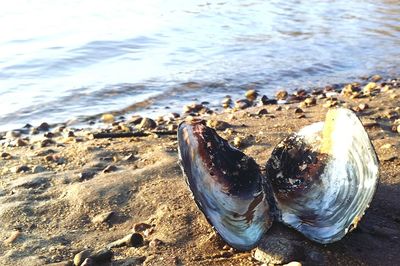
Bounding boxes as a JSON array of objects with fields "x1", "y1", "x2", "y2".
[{"x1": 0, "y1": 77, "x2": 399, "y2": 265}]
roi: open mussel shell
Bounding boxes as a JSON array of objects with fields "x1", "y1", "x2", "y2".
[
  {"x1": 266, "y1": 108, "x2": 379, "y2": 244},
  {"x1": 177, "y1": 120, "x2": 275, "y2": 251}
]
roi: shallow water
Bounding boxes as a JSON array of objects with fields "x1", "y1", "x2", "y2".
[{"x1": 0, "y1": 0, "x2": 399, "y2": 131}]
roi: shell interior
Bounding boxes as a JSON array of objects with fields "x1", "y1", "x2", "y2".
[
  {"x1": 177, "y1": 121, "x2": 275, "y2": 250},
  {"x1": 266, "y1": 108, "x2": 379, "y2": 243}
]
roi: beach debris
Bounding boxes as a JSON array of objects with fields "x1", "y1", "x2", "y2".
[
  {"x1": 177, "y1": 108, "x2": 379, "y2": 250},
  {"x1": 101, "y1": 114, "x2": 115, "y2": 124},
  {"x1": 107, "y1": 233, "x2": 144, "y2": 249},
  {"x1": 275, "y1": 90, "x2": 288, "y2": 100},
  {"x1": 4, "y1": 230, "x2": 21, "y2": 245}
]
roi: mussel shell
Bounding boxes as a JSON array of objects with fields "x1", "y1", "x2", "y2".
[
  {"x1": 177, "y1": 120, "x2": 275, "y2": 250},
  {"x1": 266, "y1": 108, "x2": 379, "y2": 243}
]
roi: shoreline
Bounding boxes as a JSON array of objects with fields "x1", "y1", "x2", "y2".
[{"x1": 0, "y1": 76, "x2": 399, "y2": 265}]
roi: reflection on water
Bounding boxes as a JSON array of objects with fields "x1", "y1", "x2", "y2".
[{"x1": 0, "y1": 0, "x2": 399, "y2": 131}]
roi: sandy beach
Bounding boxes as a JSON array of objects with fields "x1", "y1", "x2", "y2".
[{"x1": 1, "y1": 77, "x2": 399, "y2": 266}]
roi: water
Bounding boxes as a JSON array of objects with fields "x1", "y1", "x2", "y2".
[{"x1": 0, "y1": 0, "x2": 399, "y2": 131}]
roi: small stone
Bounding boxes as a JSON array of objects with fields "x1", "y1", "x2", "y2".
[
  {"x1": 363, "y1": 82, "x2": 377, "y2": 94},
  {"x1": 103, "y1": 165, "x2": 117, "y2": 173},
  {"x1": 233, "y1": 136, "x2": 243, "y2": 147},
  {"x1": 107, "y1": 233, "x2": 144, "y2": 249},
  {"x1": 257, "y1": 108, "x2": 269, "y2": 115},
  {"x1": 252, "y1": 237, "x2": 303, "y2": 265},
  {"x1": 92, "y1": 211, "x2": 114, "y2": 224},
  {"x1": 294, "y1": 108, "x2": 304, "y2": 114},
  {"x1": 275, "y1": 90, "x2": 288, "y2": 100},
  {"x1": 183, "y1": 103, "x2": 204, "y2": 114},
  {"x1": 1, "y1": 152, "x2": 12, "y2": 160},
  {"x1": 304, "y1": 97, "x2": 316, "y2": 106},
  {"x1": 275, "y1": 106, "x2": 283, "y2": 111},
  {"x1": 130, "y1": 115, "x2": 143, "y2": 125},
  {"x1": 260, "y1": 95, "x2": 277, "y2": 105},
  {"x1": 14, "y1": 165, "x2": 31, "y2": 173},
  {"x1": 133, "y1": 222, "x2": 152, "y2": 232},
  {"x1": 32, "y1": 165, "x2": 46, "y2": 173},
  {"x1": 74, "y1": 250, "x2": 92, "y2": 266},
  {"x1": 137, "y1": 117, "x2": 157, "y2": 130},
  {"x1": 381, "y1": 155, "x2": 397, "y2": 162},
  {"x1": 297, "y1": 114, "x2": 306, "y2": 119},
  {"x1": 37, "y1": 122, "x2": 50, "y2": 131},
  {"x1": 206, "y1": 120, "x2": 231, "y2": 131},
  {"x1": 381, "y1": 143, "x2": 392, "y2": 149},
  {"x1": 358, "y1": 103, "x2": 369, "y2": 111},
  {"x1": 149, "y1": 238, "x2": 164, "y2": 248},
  {"x1": 35, "y1": 149, "x2": 57, "y2": 156},
  {"x1": 101, "y1": 114, "x2": 115, "y2": 124},
  {"x1": 90, "y1": 248, "x2": 113, "y2": 264},
  {"x1": 16, "y1": 138, "x2": 28, "y2": 146},
  {"x1": 80, "y1": 258, "x2": 93, "y2": 266},
  {"x1": 41, "y1": 138, "x2": 56, "y2": 147},
  {"x1": 221, "y1": 97, "x2": 232, "y2": 108},
  {"x1": 371, "y1": 74, "x2": 382, "y2": 82},
  {"x1": 234, "y1": 99, "x2": 252, "y2": 110},
  {"x1": 245, "y1": 89, "x2": 258, "y2": 101}
]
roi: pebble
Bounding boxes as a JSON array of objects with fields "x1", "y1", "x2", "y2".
[
  {"x1": 275, "y1": 90, "x2": 288, "y2": 100},
  {"x1": 234, "y1": 99, "x2": 252, "y2": 110},
  {"x1": 363, "y1": 82, "x2": 377, "y2": 94},
  {"x1": 16, "y1": 138, "x2": 28, "y2": 147},
  {"x1": 245, "y1": 89, "x2": 258, "y2": 101},
  {"x1": 90, "y1": 248, "x2": 113, "y2": 264},
  {"x1": 371, "y1": 74, "x2": 382, "y2": 82},
  {"x1": 80, "y1": 258, "x2": 93, "y2": 266},
  {"x1": 107, "y1": 233, "x2": 144, "y2": 249},
  {"x1": 221, "y1": 97, "x2": 232, "y2": 108},
  {"x1": 32, "y1": 165, "x2": 46, "y2": 173},
  {"x1": 260, "y1": 95, "x2": 277, "y2": 105},
  {"x1": 92, "y1": 211, "x2": 114, "y2": 224},
  {"x1": 101, "y1": 114, "x2": 115, "y2": 124},
  {"x1": 130, "y1": 115, "x2": 143, "y2": 125},
  {"x1": 149, "y1": 238, "x2": 164, "y2": 248},
  {"x1": 257, "y1": 108, "x2": 269, "y2": 115},
  {"x1": 103, "y1": 165, "x2": 117, "y2": 173},
  {"x1": 275, "y1": 106, "x2": 283, "y2": 111},
  {"x1": 1, "y1": 152, "x2": 12, "y2": 160},
  {"x1": 37, "y1": 122, "x2": 50, "y2": 131},
  {"x1": 133, "y1": 222, "x2": 152, "y2": 232},
  {"x1": 233, "y1": 136, "x2": 243, "y2": 147},
  {"x1": 137, "y1": 117, "x2": 157, "y2": 130},
  {"x1": 73, "y1": 250, "x2": 92, "y2": 266},
  {"x1": 206, "y1": 120, "x2": 231, "y2": 131},
  {"x1": 14, "y1": 165, "x2": 31, "y2": 173},
  {"x1": 252, "y1": 237, "x2": 303, "y2": 265},
  {"x1": 304, "y1": 97, "x2": 316, "y2": 106},
  {"x1": 41, "y1": 139, "x2": 56, "y2": 147},
  {"x1": 294, "y1": 108, "x2": 304, "y2": 114},
  {"x1": 183, "y1": 103, "x2": 204, "y2": 114}
]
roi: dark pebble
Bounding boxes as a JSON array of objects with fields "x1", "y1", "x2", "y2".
[
  {"x1": 15, "y1": 165, "x2": 31, "y2": 173},
  {"x1": 257, "y1": 108, "x2": 269, "y2": 115},
  {"x1": 37, "y1": 122, "x2": 50, "y2": 131},
  {"x1": 149, "y1": 238, "x2": 164, "y2": 248},
  {"x1": 41, "y1": 139, "x2": 56, "y2": 147},
  {"x1": 137, "y1": 118, "x2": 157, "y2": 130},
  {"x1": 1, "y1": 152, "x2": 12, "y2": 159},
  {"x1": 44, "y1": 132, "x2": 55, "y2": 138},
  {"x1": 103, "y1": 165, "x2": 117, "y2": 173},
  {"x1": 133, "y1": 222, "x2": 152, "y2": 232},
  {"x1": 294, "y1": 108, "x2": 304, "y2": 114},
  {"x1": 235, "y1": 99, "x2": 252, "y2": 110},
  {"x1": 90, "y1": 248, "x2": 113, "y2": 263},
  {"x1": 79, "y1": 171, "x2": 96, "y2": 181},
  {"x1": 261, "y1": 95, "x2": 277, "y2": 105}
]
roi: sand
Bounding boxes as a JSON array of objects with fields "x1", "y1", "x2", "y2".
[{"x1": 0, "y1": 79, "x2": 399, "y2": 266}]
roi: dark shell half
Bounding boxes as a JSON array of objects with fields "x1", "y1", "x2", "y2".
[
  {"x1": 177, "y1": 120, "x2": 275, "y2": 250},
  {"x1": 266, "y1": 108, "x2": 379, "y2": 243}
]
